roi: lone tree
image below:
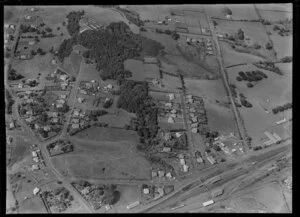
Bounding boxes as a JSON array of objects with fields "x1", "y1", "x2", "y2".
[
  {"x1": 237, "y1": 28, "x2": 245, "y2": 40},
  {"x1": 222, "y1": 7, "x2": 232, "y2": 16},
  {"x1": 265, "y1": 41, "x2": 273, "y2": 50}
]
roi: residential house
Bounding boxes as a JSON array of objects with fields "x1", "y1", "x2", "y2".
[
  {"x1": 33, "y1": 187, "x2": 40, "y2": 195},
  {"x1": 28, "y1": 41, "x2": 35, "y2": 46},
  {"x1": 162, "y1": 147, "x2": 171, "y2": 152},
  {"x1": 178, "y1": 153, "x2": 184, "y2": 159},
  {"x1": 175, "y1": 132, "x2": 182, "y2": 137},
  {"x1": 164, "y1": 132, "x2": 171, "y2": 141},
  {"x1": 191, "y1": 117, "x2": 198, "y2": 123},
  {"x1": 143, "y1": 188, "x2": 150, "y2": 195},
  {"x1": 72, "y1": 124, "x2": 80, "y2": 129},
  {"x1": 56, "y1": 103, "x2": 63, "y2": 108},
  {"x1": 168, "y1": 117, "x2": 174, "y2": 123},
  {"x1": 51, "y1": 118, "x2": 59, "y2": 123},
  {"x1": 33, "y1": 157, "x2": 39, "y2": 162},
  {"x1": 80, "y1": 89, "x2": 87, "y2": 95},
  {"x1": 59, "y1": 74, "x2": 68, "y2": 81},
  {"x1": 168, "y1": 94, "x2": 175, "y2": 101},
  {"x1": 34, "y1": 123, "x2": 40, "y2": 129},
  {"x1": 60, "y1": 94, "x2": 67, "y2": 99},
  {"x1": 191, "y1": 123, "x2": 198, "y2": 128},
  {"x1": 170, "y1": 113, "x2": 176, "y2": 118},
  {"x1": 78, "y1": 97, "x2": 84, "y2": 103},
  {"x1": 165, "y1": 102, "x2": 172, "y2": 108},
  {"x1": 152, "y1": 171, "x2": 158, "y2": 178},
  {"x1": 32, "y1": 164, "x2": 39, "y2": 171},
  {"x1": 43, "y1": 126, "x2": 51, "y2": 132},
  {"x1": 72, "y1": 118, "x2": 79, "y2": 124},
  {"x1": 158, "y1": 170, "x2": 165, "y2": 178},
  {"x1": 9, "y1": 122, "x2": 15, "y2": 129},
  {"x1": 32, "y1": 151, "x2": 37, "y2": 157},
  {"x1": 180, "y1": 158, "x2": 185, "y2": 165},
  {"x1": 166, "y1": 172, "x2": 172, "y2": 179},
  {"x1": 191, "y1": 128, "x2": 198, "y2": 133},
  {"x1": 183, "y1": 164, "x2": 189, "y2": 172},
  {"x1": 73, "y1": 110, "x2": 80, "y2": 117}
]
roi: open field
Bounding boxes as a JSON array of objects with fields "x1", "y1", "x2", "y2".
[
  {"x1": 62, "y1": 51, "x2": 82, "y2": 77},
  {"x1": 141, "y1": 30, "x2": 181, "y2": 56},
  {"x1": 267, "y1": 27, "x2": 292, "y2": 59},
  {"x1": 220, "y1": 42, "x2": 264, "y2": 67},
  {"x1": 97, "y1": 109, "x2": 136, "y2": 128},
  {"x1": 4, "y1": 6, "x2": 22, "y2": 24},
  {"x1": 9, "y1": 136, "x2": 30, "y2": 167},
  {"x1": 124, "y1": 59, "x2": 146, "y2": 81},
  {"x1": 114, "y1": 185, "x2": 142, "y2": 212},
  {"x1": 228, "y1": 182, "x2": 290, "y2": 213},
  {"x1": 52, "y1": 138, "x2": 151, "y2": 180},
  {"x1": 79, "y1": 63, "x2": 100, "y2": 81},
  {"x1": 185, "y1": 78, "x2": 228, "y2": 102},
  {"x1": 227, "y1": 63, "x2": 292, "y2": 145},
  {"x1": 73, "y1": 127, "x2": 140, "y2": 143},
  {"x1": 11, "y1": 53, "x2": 54, "y2": 82},
  {"x1": 204, "y1": 4, "x2": 259, "y2": 20},
  {"x1": 18, "y1": 196, "x2": 47, "y2": 213},
  {"x1": 216, "y1": 20, "x2": 272, "y2": 60},
  {"x1": 204, "y1": 99, "x2": 238, "y2": 134}
]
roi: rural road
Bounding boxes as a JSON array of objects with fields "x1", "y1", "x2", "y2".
[{"x1": 204, "y1": 11, "x2": 249, "y2": 152}]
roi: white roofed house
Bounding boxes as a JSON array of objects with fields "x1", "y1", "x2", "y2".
[
  {"x1": 191, "y1": 128, "x2": 198, "y2": 133},
  {"x1": 72, "y1": 124, "x2": 80, "y2": 129},
  {"x1": 162, "y1": 147, "x2": 171, "y2": 152},
  {"x1": 43, "y1": 126, "x2": 51, "y2": 132},
  {"x1": 175, "y1": 132, "x2": 182, "y2": 137},
  {"x1": 183, "y1": 164, "x2": 189, "y2": 172},
  {"x1": 168, "y1": 117, "x2": 174, "y2": 123},
  {"x1": 59, "y1": 74, "x2": 69, "y2": 81},
  {"x1": 9, "y1": 122, "x2": 15, "y2": 129},
  {"x1": 168, "y1": 93, "x2": 175, "y2": 101}
]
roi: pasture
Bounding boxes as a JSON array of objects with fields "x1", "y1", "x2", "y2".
[
  {"x1": 220, "y1": 42, "x2": 264, "y2": 67},
  {"x1": 227, "y1": 63, "x2": 292, "y2": 145},
  {"x1": 204, "y1": 98, "x2": 238, "y2": 134},
  {"x1": 72, "y1": 126, "x2": 140, "y2": 143},
  {"x1": 80, "y1": 63, "x2": 100, "y2": 81},
  {"x1": 18, "y1": 196, "x2": 47, "y2": 213},
  {"x1": 51, "y1": 137, "x2": 151, "y2": 180},
  {"x1": 216, "y1": 20, "x2": 273, "y2": 60},
  {"x1": 4, "y1": 6, "x2": 21, "y2": 23},
  {"x1": 184, "y1": 78, "x2": 228, "y2": 102},
  {"x1": 268, "y1": 27, "x2": 292, "y2": 59},
  {"x1": 124, "y1": 59, "x2": 146, "y2": 81},
  {"x1": 114, "y1": 185, "x2": 142, "y2": 213},
  {"x1": 97, "y1": 109, "x2": 136, "y2": 128},
  {"x1": 204, "y1": 4, "x2": 258, "y2": 20},
  {"x1": 9, "y1": 136, "x2": 30, "y2": 167},
  {"x1": 62, "y1": 51, "x2": 82, "y2": 77},
  {"x1": 12, "y1": 53, "x2": 54, "y2": 82},
  {"x1": 141, "y1": 30, "x2": 181, "y2": 56}
]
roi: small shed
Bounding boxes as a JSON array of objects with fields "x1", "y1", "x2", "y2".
[
  {"x1": 33, "y1": 187, "x2": 40, "y2": 195},
  {"x1": 152, "y1": 171, "x2": 158, "y2": 177}
]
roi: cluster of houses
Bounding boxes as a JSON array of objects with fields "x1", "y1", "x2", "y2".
[
  {"x1": 205, "y1": 150, "x2": 217, "y2": 165},
  {"x1": 185, "y1": 94, "x2": 207, "y2": 134},
  {"x1": 157, "y1": 15, "x2": 172, "y2": 25},
  {"x1": 178, "y1": 153, "x2": 189, "y2": 173},
  {"x1": 151, "y1": 168, "x2": 173, "y2": 180},
  {"x1": 4, "y1": 24, "x2": 15, "y2": 46},
  {"x1": 79, "y1": 80, "x2": 114, "y2": 96},
  {"x1": 47, "y1": 140, "x2": 73, "y2": 156},
  {"x1": 163, "y1": 93, "x2": 181, "y2": 124},
  {"x1": 52, "y1": 94, "x2": 68, "y2": 109},
  {"x1": 141, "y1": 184, "x2": 174, "y2": 205},
  {"x1": 31, "y1": 149, "x2": 42, "y2": 171},
  {"x1": 69, "y1": 109, "x2": 90, "y2": 130},
  {"x1": 283, "y1": 176, "x2": 292, "y2": 190},
  {"x1": 186, "y1": 37, "x2": 213, "y2": 55},
  {"x1": 48, "y1": 69, "x2": 71, "y2": 90}
]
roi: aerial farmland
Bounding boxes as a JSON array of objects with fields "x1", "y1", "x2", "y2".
[{"x1": 5, "y1": 4, "x2": 292, "y2": 214}]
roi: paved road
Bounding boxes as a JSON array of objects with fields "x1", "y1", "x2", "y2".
[{"x1": 204, "y1": 12, "x2": 250, "y2": 153}]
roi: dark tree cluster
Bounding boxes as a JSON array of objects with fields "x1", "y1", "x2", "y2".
[
  {"x1": 155, "y1": 28, "x2": 180, "y2": 40},
  {"x1": 229, "y1": 84, "x2": 237, "y2": 98},
  {"x1": 272, "y1": 102, "x2": 292, "y2": 114},
  {"x1": 280, "y1": 56, "x2": 292, "y2": 63},
  {"x1": 117, "y1": 80, "x2": 158, "y2": 148},
  {"x1": 253, "y1": 61, "x2": 283, "y2": 75},
  {"x1": 5, "y1": 89, "x2": 14, "y2": 114},
  {"x1": 20, "y1": 24, "x2": 37, "y2": 33},
  {"x1": 265, "y1": 41, "x2": 273, "y2": 50},
  {"x1": 66, "y1": 10, "x2": 85, "y2": 36},
  {"x1": 116, "y1": 7, "x2": 144, "y2": 27},
  {"x1": 236, "y1": 70, "x2": 268, "y2": 83},
  {"x1": 89, "y1": 109, "x2": 108, "y2": 121},
  {"x1": 57, "y1": 35, "x2": 78, "y2": 62},
  {"x1": 78, "y1": 22, "x2": 142, "y2": 80},
  {"x1": 239, "y1": 93, "x2": 253, "y2": 108},
  {"x1": 8, "y1": 67, "x2": 24, "y2": 80}
]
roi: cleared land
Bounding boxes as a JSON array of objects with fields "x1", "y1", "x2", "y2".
[
  {"x1": 227, "y1": 63, "x2": 292, "y2": 145},
  {"x1": 51, "y1": 137, "x2": 151, "y2": 180}
]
